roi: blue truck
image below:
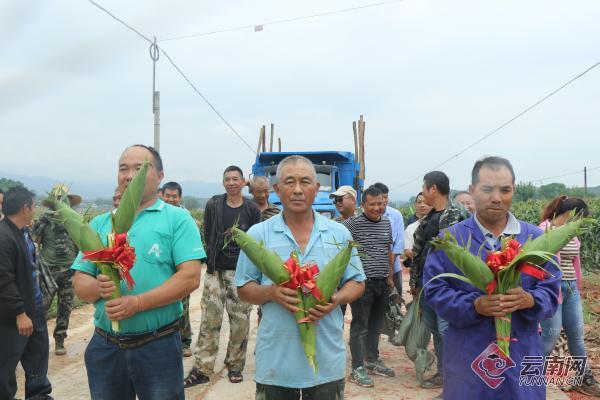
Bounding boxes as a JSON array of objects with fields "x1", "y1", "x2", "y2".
[{"x1": 251, "y1": 151, "x2": 364, "y2": 218}]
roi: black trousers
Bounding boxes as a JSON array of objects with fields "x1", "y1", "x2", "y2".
[
  {"x1": 349, "y1": 278, "x2": 389, "y2": 369},
  {"x1": 256, "y1": 379, "x2": 344, "y2": 400},
  {"x1": 0, "y1": 305, "x2": 52, "y2": 400}
]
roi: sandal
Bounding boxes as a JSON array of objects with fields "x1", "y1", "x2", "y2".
[
  {"x1": 228, "y1": 370, "x2": 243, "y2": 383},
  {"x1": 183, "y1": 368, "x2": 210, "y2": 388}
]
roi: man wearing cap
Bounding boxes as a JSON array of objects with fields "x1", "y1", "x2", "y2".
[
  {"x1": 330, "y1": 185, "x2": 358, "y2": 222},
  {"x1": 32, "y1": 184, "x2": 82, "y2": 355}
]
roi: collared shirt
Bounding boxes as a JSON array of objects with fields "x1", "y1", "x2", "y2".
[
  {"x1": 473, "y1": 212, "x2": 521, "y2": 249},
  {"x1": 404, "y1": 219, "x2": 421, "y2": 251},
  {"x1": 71, "y1": 198, "x2": 205, "y2": 334},
  {"x1": 234, "y1": 212, "x2": 366, "y2": 388},
  {"x1": 383, "y1": 206, "x2": 405, "y2": 273},
  {"x1": 23, "y1": 228, "x2": 43, "y2": 306}
]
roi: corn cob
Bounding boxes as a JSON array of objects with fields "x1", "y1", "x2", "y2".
[
  {"x1": 295, "y1": 241, "x2": 357, "y2": 372},
  {"x1": 228, "y1": 227, "x2": 291, "y2": 284},
  {"x1": 113, "y1": 162, "x2": 148, "y2": 233},
  {"x1": 519, "y1": 217, "x2": 593, "y2": 266},
  {"x1": 431, "y1": 232, "x2": 494, "y2": 292}
]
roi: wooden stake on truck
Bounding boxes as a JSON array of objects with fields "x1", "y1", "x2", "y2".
[
  {"x1": 261, "y1": 125, "x2": 266, "y2": 152},
  {"x1": 353, "y1": 121, "x2": 359, "y2": 163},
  {"x1": 257, "y1": 126, "x2": 264, "y2": 154},
  {"x1": 358, "y1": 115, "x2": 366, "y2": 180},
  {"x1": 269, "y1": 123, "x2": 275, "y2": 152}
]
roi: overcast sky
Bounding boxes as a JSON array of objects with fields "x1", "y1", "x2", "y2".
[{"x1": 1, "y1": 0, "x2": 599, "y2": 199}]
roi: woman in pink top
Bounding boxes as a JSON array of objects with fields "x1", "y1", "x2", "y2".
[{"x1": 539, "y1": 196, "x2": 600, "y2": 397}]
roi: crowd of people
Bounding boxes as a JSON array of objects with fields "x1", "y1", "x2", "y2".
[{"x1": 1, "y1": 145, "x2": 599, "y2": 400}]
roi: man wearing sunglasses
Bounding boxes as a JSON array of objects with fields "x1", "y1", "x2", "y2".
[{"x1": 330, "y1": 186, "x2": 357, "y2": 222}]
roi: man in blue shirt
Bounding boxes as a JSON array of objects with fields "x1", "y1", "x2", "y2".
[
  {"x1": 235, "y1": 155, "x2": 366, "y2": 399},
  {"x1": 71, "y1": 145, "x2": 205, "y2": 400},
  {"x1": 0, "y1": 186, "x2": 53, "y2": 400}
]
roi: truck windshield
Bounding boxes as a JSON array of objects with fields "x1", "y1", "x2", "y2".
[
  {"x1": 316, "y1": 172, "x2": 332, "y2": 192},
  {"x1": 267, "y1": 172, "x2": 332, "y2": 192}
]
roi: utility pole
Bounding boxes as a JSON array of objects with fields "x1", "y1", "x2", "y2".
[
  {"x1": 584, "y1": 166, "x2": 588, "y2": 194},
  {"x1": 150, "y1": 37, "x2": 161, "y2": 151}
]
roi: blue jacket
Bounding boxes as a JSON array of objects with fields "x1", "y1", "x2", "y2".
[{"x1": 423, "y1": 216, "x2": 561, "y2": 400}]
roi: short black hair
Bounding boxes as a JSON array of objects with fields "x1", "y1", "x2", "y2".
[
  {"x1": 414, "y1": 192, "x2": 424, "y2": 203},
  {"x1": 162, "y1": 181, "x2": 182, "y2": 197},
  {"x1": 223, "y1": 165, "x2": 244, "y2": 178},
  {"x1": 2, "y1": 186, "x2": 35, "y2": 216},
  {"x1": 131, "y1": 144, "x2": 164, "y2": 172},
  {"x1": 372, "y1": 182, "x2": 389, "y2": 194},
  {"x1": 362, "y1": 185, "x2": 383, "y2": 203},
  {"x1": 423, "y1": 171, "x2": 450, "y2": 196},
  {"x1": 472, "y1": 156, "x2": 515, "y2": 185}
]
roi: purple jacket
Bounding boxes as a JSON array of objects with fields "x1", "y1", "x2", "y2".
[{"x1": 423, "y1": 216, "x2": 561, "y2": 400}]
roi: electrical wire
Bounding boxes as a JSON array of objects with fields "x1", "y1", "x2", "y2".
[
  {"x1": 397, "y1": 60, "x2": 600, "y2": 188},
  {"x1": 158, "y1": 48, "x2": 256, "y2": 153},
  {"x1": 159, "y1": 0, "x2": 406, "y2": 42},
  {"x1": 88, "y1": 0, "x2": 256, "y2": 154}
]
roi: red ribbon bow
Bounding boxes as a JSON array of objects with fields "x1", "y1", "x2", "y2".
[
  {"x1": 83, "y1": 232, "x2": 136, "y2": 289},
  {"x1": 282, "y1": 256, "x2": 322, "y2": 302},
  {"x1": 485, "y1": 239, "x2": 547, "y2": 295}
]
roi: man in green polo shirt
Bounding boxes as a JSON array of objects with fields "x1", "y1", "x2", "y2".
[{"x1": 71, "y1": 145, "x2": 204, "y2": 400}]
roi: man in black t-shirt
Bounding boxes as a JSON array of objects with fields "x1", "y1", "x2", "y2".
[{"x1": 185, "y1": 166, "x2": 261, "y2": 387}]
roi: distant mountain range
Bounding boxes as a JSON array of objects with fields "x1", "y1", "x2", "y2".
[{"x1": 1, "y1": 173, "x2": 224, "y2": 200}]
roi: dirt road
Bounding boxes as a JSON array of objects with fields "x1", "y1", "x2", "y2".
[{"x1": 16, "y1": 269, "x2": 574, "y2": 399}]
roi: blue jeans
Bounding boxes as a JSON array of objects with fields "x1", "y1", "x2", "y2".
[
  {"x1": 541, "y1": 280, "x2": 587, "y2": 363},
  {"x1": 84, "y1": 330, "x2": 184, "y2": 400},
  {"x1": 421, "y1": 300, "x2": 448, "y2": 375}
]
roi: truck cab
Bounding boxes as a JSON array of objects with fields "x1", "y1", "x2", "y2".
[{"x1": 252, "y1": 151, "x2": 363, "y2": 219}]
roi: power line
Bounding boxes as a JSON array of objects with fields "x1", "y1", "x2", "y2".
[
  {"x1": 87, "y1": 0, "x2": 255, "y2": 154},
  {"x1": 88, "y1": 1, "x2": 152, "y2": 43},
  {"x1": 397, "y1": 60, "x2": 600, "y2": 188},
  {"x1": 158, "y1": 48, "x2": 256, "y2": 153},
  {"x1": 534, "y1": 165, "x2": 600, "y2": 183},
  {"x1": 159, "y1": 0, "x2": 405, "y2": 42}
]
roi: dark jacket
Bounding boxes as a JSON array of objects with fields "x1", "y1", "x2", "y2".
[
  {"x1": 0, "y1": 218, "x2": 35, "y2": 324},
  {"x1": 203, "y1": 194, "x2": 261, "y2": 274}
]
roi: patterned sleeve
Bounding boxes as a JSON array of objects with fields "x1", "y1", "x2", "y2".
[{"x1": 410, "y1": 219, "x2": 427, "y2": 289}]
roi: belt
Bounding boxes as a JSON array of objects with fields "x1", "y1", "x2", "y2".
[{"x1": 95, "y1": 319, "x2": 180, "y2": 349}]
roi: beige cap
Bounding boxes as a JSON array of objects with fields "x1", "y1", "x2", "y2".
[{"x1": 329, "y1": 185, "x2": 357, "y2": 199}]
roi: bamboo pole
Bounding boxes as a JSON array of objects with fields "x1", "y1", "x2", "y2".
[
  {"x1": 261, "y1": 125, "x2": 266, "y2": 152},
  {"x1": 353, "y1": 121, "x2": 358, "y2": 162},
  {"x1": 256, "y1": 126, "x2": 264, "y2": 154},
  {"x1": 269, "y1": 123, "x2": 274, "y2": 152},
  {"x1": 359, "y1": 115, "x2": 366, "y2": 180},
  {"x1": 278, "y1": 137, "x2": 282, "y2": 152}
]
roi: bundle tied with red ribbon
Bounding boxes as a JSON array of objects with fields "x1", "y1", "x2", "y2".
[
  {"x1": 228, "y1": 225, "x2": 359, "y2": 372},
  {"x1": 83, "y1": 232, "x2": 136, "y2": 289},
  {"x1": 427, "y1": 216, "x2": 592, "y2": 357},
  {"x1": 44, "y1": 161, "x2": 149, "y2": 332}
]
